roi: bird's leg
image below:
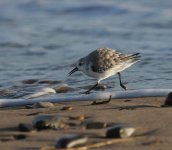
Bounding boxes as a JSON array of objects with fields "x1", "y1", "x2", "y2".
[
  {"x1": 117, "y1": 72, "x2": 127, "y2": 90},
  {"x1": 84, "y1": 82, "x2": 99, "y2": 94}
]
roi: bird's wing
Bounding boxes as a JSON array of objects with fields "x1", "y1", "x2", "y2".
[{"x1": 88, "y1": 48, "x2": 140, "y2": 73}]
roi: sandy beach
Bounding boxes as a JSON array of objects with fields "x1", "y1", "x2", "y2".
[
  {"x1": 0, "y1": 96, "x2": 172, "y2": 150},
  {"x1": 0, "y1": 0, "x2": 172, "y2": 150}
]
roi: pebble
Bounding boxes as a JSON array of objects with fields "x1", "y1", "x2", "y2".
[
  {"x1": 18, "y1": 123, "x2": 34, "y2": 132},
  {"x1": 34, "y1": 102, "x2": 54, "y2": 108},
  {"x1": 55, "y1": 134, "x2": 88, "y2": 148},
  {"x1": 54, "y1": 84, "x2": 74, "y2": 93},
  {"x1": 32, "y1": 115, "x2": 66, "y2": 130},
  {"x1": 164, "y1": 92, "x2": 172, "y2": 106},
  {"x1": 106, "y1": 125, "x2": 135, "y2": 138}
]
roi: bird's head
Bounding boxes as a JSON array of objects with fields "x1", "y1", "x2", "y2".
[{"x1": 68, "y1": 57, "x2": 86, "y2": 76}]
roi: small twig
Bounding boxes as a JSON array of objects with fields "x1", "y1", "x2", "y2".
[{"x1": 91, "y1": 95, "x2": 112, "y2": 105}]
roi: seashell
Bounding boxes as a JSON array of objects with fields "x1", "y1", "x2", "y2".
[
  {"x1": 106, "y1": 125, "x2": 135, "y2": 138},
  {"x1": 34, "y1": 102, "x2": 54, "y2": 108},
  {"x1": 32, "y1": 115, "x2": 66, "y2": 130},
  {"x1": 25, "y1": 88, "x2": 56, "y2": 99},
  {"x1": 55, "y1": 134, "x2": 88, "y2": 148}
]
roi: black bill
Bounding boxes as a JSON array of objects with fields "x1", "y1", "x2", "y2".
[{"x1": 68, "y1": 67, "x2": 78, "y2": 76}]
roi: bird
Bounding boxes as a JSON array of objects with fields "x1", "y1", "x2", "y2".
[{"x1": 68, "y1": 47, "x2": 140, "y2": 94}]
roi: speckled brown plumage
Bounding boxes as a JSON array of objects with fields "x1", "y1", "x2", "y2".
[{"x1": 87, "y1": 48, "x2": 139, "y2": 73}]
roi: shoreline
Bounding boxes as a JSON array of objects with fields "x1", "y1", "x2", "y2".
[{"x1": 0, "y1": 88, "x2": 171, "y2": 107}]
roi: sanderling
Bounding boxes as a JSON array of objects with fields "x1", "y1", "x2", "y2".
[{"x1": 69, "y1": 48, "x2": 140, "y2": 94}]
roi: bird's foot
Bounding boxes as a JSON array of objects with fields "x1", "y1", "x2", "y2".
[
  {"x1": 84, "y1": 90, "x2": 90, "y2": 94},
  {"x1": 120, "y1": 84, "x2": 127, "y2": 90}
]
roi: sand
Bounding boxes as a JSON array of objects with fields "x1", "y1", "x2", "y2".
[{"x1": 0, "y1": 96, "x2": 172, "y2": 150}]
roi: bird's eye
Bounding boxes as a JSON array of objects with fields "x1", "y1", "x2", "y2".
[{"x1": 79, "y1": 61, "x2": 83, "y2": 66}]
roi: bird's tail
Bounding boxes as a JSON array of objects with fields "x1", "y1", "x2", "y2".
[{"x1": 121, "y1": 53, "x2": 141, "y2": 63}]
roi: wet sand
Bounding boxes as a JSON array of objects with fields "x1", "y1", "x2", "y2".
[{"x1": 0, "y1": 96, "x2": 172, "y2": 150}]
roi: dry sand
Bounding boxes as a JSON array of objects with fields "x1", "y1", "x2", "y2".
[{"x1": 0, "y1": 96, "x2": 172, "y2": 150}]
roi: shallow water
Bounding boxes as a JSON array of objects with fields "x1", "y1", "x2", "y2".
[{"x1": 0, "y1": 0, "x2": 171, "y2": 98}]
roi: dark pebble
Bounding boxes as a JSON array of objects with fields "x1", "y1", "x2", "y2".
[
  {"x1": 55, "y1": 134, "x2": 88, "y2": 148},
  {"x1": 106, "y1": 125, "x2": 135, "y2": 138},
  {"x1": 18, "y1": 123, "x2": 33, "y2": 132},
  {"x1": 164, "y1": 92, "x2": 172, "y2": 106}
]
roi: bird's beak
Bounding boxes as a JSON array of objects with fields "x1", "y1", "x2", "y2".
[{"x1": 68, "y1": 67, "x2": 78, "y2": 76}]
